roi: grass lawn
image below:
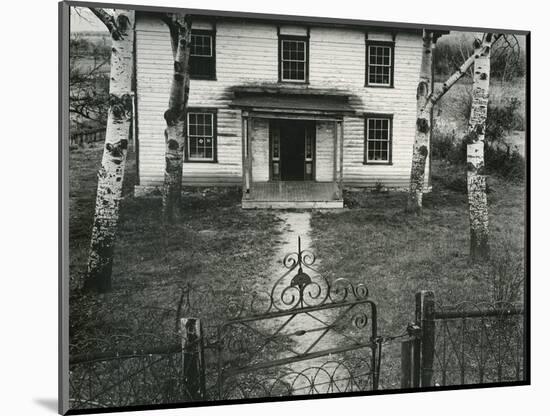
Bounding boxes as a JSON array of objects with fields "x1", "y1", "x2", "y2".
[
  {"x1": 69, "y1": 143, "x2": 525, "y2": 391},
  {"x1": 311, "y1": 162, "x2": 524, "y2": 332},
  {"x1": 69, "y1": 143, "x2": 282, "y2": 353},
  {"x1": 310, "y1": 161, "x2": 525, "y2": 387}
]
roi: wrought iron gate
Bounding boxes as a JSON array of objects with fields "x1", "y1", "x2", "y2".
[
  {"x1": 211, "y1": 237, "x2": 381, "y2": 399},
  {"x1": 68, "y1": 238, "x2": 526, "y2": 410}
]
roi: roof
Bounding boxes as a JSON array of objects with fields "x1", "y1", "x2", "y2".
[
  {"x1": 131, "y1": 8, "x2": 451, "y2": 35},
  {"x1": 230, "y1": 86, "x2": 355, "y2": 114}
]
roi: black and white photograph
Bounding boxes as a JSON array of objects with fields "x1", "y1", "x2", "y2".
[{"x1": 58, "y1": 1, "x2": 530, "y2": 414}]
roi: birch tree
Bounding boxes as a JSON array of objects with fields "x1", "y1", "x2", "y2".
[
  {"x1": 161, "y1": 13, "x2": 192, "y2": 221},
  {"x1": 84, "y1": 9, "x2": 135, "y2": 292},
  {"x1": 406, "y1": 32, "x2": 499, "y2": 214},
  {"x1": 407, "y1": 30, "x2": 434, "y2": 214},
  {"x1": 466, "y1": 35, "x2": 494, "y2": 260}
]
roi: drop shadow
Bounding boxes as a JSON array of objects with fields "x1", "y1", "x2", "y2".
[{"x1": 34, "y1": 398, "x2": 58, "y2": 413}]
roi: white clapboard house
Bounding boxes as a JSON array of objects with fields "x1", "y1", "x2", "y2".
[{"x1": 133, "y1": 11, "x2": 444, "y2": 208}]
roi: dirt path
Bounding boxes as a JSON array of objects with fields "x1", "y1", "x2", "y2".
[
  {"x1": 271, "y1": 211, "x2": 313, "y2": 272},
  {"x1": 258, "y1": 211, "x2": 349, "y2": 395}
]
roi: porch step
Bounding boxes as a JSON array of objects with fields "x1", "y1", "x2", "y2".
[
  {"x1": 242, "y1": 199, "x2": 344, "y2": 209},
  {"x1": 242, "y1": 181, "x2": 343, "y2": 209}
]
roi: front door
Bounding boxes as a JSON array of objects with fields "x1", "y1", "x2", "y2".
[{"x1": 270, "y1": 120, "x2": 315, "y2": 181}]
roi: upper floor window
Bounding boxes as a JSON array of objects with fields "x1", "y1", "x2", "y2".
[
  {"x1": 366, "y1": 41, "x2": 394, "y2": 87},
  {"x1": 279, "y1": 35, "x2": 308, "y2": 83},
  {"x1": 186, "y1": 110, "x2": 217, "y2": 162},
  {"x1": 190, "y1": 30, "x2": 216, "y2": 80},
  {"x1": 364, "y1": 114, "x2": 393, "y2": 164}
]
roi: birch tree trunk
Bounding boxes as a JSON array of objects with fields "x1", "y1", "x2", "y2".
[
  {"x1": 467, "y1": 35, "x2": 493, "y2": 261},
  {"x1": 84, "y1": 9, "x2": 135, "y2": 292},
  {"x1": 407, "y1": 30, "x2": 434, "y2": 214},
  {"x1": 406, "y1": 33, "x2": 499, "y2": 213},
  {"x1": 162, "y1": 14, "x2": 192, "y2": 221}
]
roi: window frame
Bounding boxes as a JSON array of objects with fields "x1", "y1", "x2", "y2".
[
  {"x1": 189, "y1": 29, "x2": 217, "y2": 80},
  {"x1": 278, "y1": 32, "x2": 310, "y2": 84},
  {"x1": 185, "y1": 108, "x2": 218, "y2": 163},
  {"x1": 365, "y1": 40, "x2": 395, "y2": 88},
  {"x1": 363, "y1": 113, "x2": 393, "y2": 165}
]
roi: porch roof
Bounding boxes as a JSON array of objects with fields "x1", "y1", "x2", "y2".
[{"x1": 230, "y1": 93, "x2": 355, "y2": 115}]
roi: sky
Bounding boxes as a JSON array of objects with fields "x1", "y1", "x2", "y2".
[
  {"x1": 70, "y1": 7, "x2": 108, "y2": 32},
  {"x1": 68, "y1": 7, "x2": 524, "y2": 52}
]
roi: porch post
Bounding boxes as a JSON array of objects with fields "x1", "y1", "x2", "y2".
[
  {"x1": 333, "y1": 121, "x2": 338, "y2": 182},
  {"x1": 338, "y1": 120, "x2": 344, "y2": 194},
  {"x1": 242, "y1": 113, "x2": 250, "y2": 194},
  {"x1": 247, "y1": 117, "x2": 253, "y2": 190}
]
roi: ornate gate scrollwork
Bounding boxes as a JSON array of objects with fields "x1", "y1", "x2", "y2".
[{"x1": 214, "y1": 237, "x2": 380, "y2": 399}]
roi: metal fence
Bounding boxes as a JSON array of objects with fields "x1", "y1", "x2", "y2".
[
  {"x1": 69, "y1": 344, "x2": 185, "y2": 410},
  {"x1": 69, "y1": 261, "x2": 525, "y2": 409},
  {"x1": 70, "y1": 290, "x2": 526, "y2": 410},
  {"x1": 401, "y1": 291, "x2": 525, "y2": 388},
  {"x1": 69, "y1": 238, "x2": 382, "y2": 409}
]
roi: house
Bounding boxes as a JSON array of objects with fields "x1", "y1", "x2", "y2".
[{"x1": 133, "y1": 11, "x2": 443, "y2": 208}]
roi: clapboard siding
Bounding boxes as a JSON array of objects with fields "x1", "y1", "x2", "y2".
[
  {"x1": 343, "y1": 116, "x2": 414, "y2": 187},
  {"x1": 135, "y1": 14, "x2": 423, "y2": 189},
  {"x1": 251, "y1": 119, "x2": 270, "y2": 182},
  {"x1": 315, "y1": 122, "x2": 335, "y2": 182}
]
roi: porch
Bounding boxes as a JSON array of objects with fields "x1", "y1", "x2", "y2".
[
  {"x1": 242, "y1": 181, "x2": 343, "y2": 209},
  {"x1": 231, "y1": 85, "x2": 352, "y2": 210}
]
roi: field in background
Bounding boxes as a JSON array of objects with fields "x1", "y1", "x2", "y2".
[
  {"x1": 433, "y1": 77, "x2": 526, "y2": 155},
  {"x1": 70, "y1": 32, "x2": 111, "y2": 132}
]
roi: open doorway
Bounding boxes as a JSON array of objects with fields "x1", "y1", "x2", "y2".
[{"x1": 270, "y1": 119, "x2": 315, "y2": 181}]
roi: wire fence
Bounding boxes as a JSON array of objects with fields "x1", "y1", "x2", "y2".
[
  {"x1": 69, "y1": 348, "x2": 186, "y2": 410},
  {"x1": 432, "y1": 301, "x2": 524, "y2": 386},
  {"x1": 69, "y1": 287, "x2": 526, "y2": 410}
]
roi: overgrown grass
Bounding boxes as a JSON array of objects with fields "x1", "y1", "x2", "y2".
[
  {"x1": 310, "y1": 160, "x2": 525, "y2": 338},
  {"x1": 433, "y1": 78, "x2": 526, "y2": 140},
  {"x1": 432, "y1": 78, "x2": 526, "y2": 182},
  {"x1": 310, "y1": 162, "x2": 525, "y2": 387},
  {"x1": 69, "y1": 143, "x2": 281, "y2": 353},
  {"x1": 70, "y1": 143, "x2": 525, "y2": 391}
]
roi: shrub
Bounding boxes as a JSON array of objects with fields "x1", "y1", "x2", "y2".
[
  {"x1": 486, "y1": 97, "x2": 524, "y2": 143},
  {"x1": 431, "y1": 132, "x2": 456, "y2": 161},
  {"x1": 432, "y1": 98, "x2": 525, "y2": 181},
  {"x1": 485, "y1": 146, "x2": 525, "y2": 181},
  {"x1": 444, "y1": 174, "x2": 468, "y2": 194},
  {"x1": 486, "y1": 238, "x2": 524, "y2": 303}
]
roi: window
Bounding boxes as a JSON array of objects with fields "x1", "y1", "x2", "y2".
[
  {"x1": 279, "y1": 35, "x2": 308, "y2": 82},
  {"x1": 366, "y1": 41, "x2": 394, "y2": 87},
  {"x1": 186, "y1": 110, "x2": 217, "y2": 162},
  {"x1": 190, "y1": 30, "x2": 216, "y2": 79},
  {"x1": 364, "y1": 115, "x2": 392, "y2": 164}
]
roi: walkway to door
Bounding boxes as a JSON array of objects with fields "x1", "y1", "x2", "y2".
[{"x1": 242, "y1": 181, "x2": 343, "y2": 209}]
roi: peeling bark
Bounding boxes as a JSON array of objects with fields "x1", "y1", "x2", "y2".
[
  {"x1": 467, "y1": 42, "x2": 492, "y2": 261},
  {"x1": 406, "y1": 32, "x2": 499, "y2": 213},
  {"x1": 162, "y1": 14, "x2": 192, "y2": 221},
  {"x1": 407, "y1": 30, "x2": 434, "y2": 214},
  {"x1": 84, "y1": 9, "x2": 135, "y2": 292}
]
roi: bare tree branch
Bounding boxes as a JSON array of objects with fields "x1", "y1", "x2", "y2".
[
  {"x1": 69, "y1": 41, "x2": 110, "y2": 124},
  {"x1": 72, "y1": 6, "x2": 94, "y2": 24},
  {"x1": 491, "y1": 34, "x2": 521, "y2": 81},
  {"x1": 425, "y1": 33, "x2": 502, "y2": 110},
  {"x1": 90, "y1": 8, "x2": 123, "y2": 40}
]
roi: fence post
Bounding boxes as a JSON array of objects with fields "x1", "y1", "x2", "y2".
[
  {"x1": 412, "y1": 333, "x2": 421, "y2": 387},
  {"x1": 401, "y1": 340, "x2": 412, "y2": 388},
  {"x1": 181, "y1": 317, "x2": 206, "y2": 400},
  {"x1": 416, "y1": 290, "x2": 435, "y2": 387}
]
